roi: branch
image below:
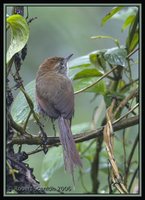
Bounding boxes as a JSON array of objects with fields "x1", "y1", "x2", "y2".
[
  {"x1": 126, "y1": 47, "x2": 139, "y2": 59},
  {"x1": 11, "y1": 115, "x2": 139, "y2": 146},
  {"x1": 113, "y1": 88, "x2": 138, "y2": 118}
]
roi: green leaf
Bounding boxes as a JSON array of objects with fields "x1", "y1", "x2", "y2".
[
  {"x1": 117, "y1": 80, "x2": 126, "y2": 91},
  {"x1": 74, "y1": 77, "x2": 96, "y2": 93},
  {"x1": 6, "y1": 14, "x2": 29, "y2": 64},
  {"x1": 70, "y1": 63, "x2": 91, "y2": 70},
  {"x1": 73, "y1": 68, "x2": 103, "y2": 80},
  {"x1": 126, "y1": 10, "x2": 138, "y2": 53},
  {"x1": 11, "y1": 80, "x2": 36, "y2": 124},
  {"x1": 121, "y1": 15, "x2": 136, "y2": 31},
  {"x1": 103, "y1": 94, "x2": 113, "y2": 108},
  {"x1": 74, "y1": 77, "x2": 106, "y2": 95},
  {"x1": 104, "y1": 47, "x2": 127, "y2": 67},
  {"x1": 101, "y1": 7, "x2": 124, "y2": 26},
  {"x1": 128, "y1": 30, "x2": 138, "y2": 52},
  {"x1": 86, "y1": 80, "x2": 107, "y2": 94},
  {"x1": 41, "y1": 147, "x2": 64, "y2": 182}
]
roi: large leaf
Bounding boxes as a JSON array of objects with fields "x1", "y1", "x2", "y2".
[
  {"x1": 11, "y1": 80, "x2": 36, "y2": 124},
  {"x1": 7, "y1": 14, "x2": 29, "y2": 64},
  {"x1": 89, "y1": 47, "x2": 127, "y2": 68},
  {"x1": 104, "y1": 47, "x2": 127, "y2": 67},
  {"x1": 86, "y1": 80, "x2": 106, "y2": 94},
  {"x1": 74, "y1": 77, "x2": 106, "y2": 95},
  {"x1": 73, "y1": 68, "x2": 103, "y2": 80}
]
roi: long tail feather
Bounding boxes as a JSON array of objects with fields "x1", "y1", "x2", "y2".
[{"x1": 58, "y1": 117, "x2": 82, "y2": 183}]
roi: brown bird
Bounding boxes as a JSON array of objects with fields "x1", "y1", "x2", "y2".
[{"x1": 35, "y1": 54, "x2": 82, "y2": 182}]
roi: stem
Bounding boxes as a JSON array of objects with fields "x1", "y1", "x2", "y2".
[
  {"x1": 79, "y1": 169, "x2": 89, "y2": 193},
  {"x1": 113, "y1": 103, "x2": 139, "y2": 125},
  {"x1": 113, "y1": 89, "x2": 138, "y2": 118},
  {"x1": 128, "y1": 166, "x2": 139, "y2": 192},
  {"x1": 122, "y1": 129, "x2": 127, "y2": 186},
  {"x1": 91, "y1": 136, "x2": 103, "y2": 193},
  {"x1": 126, "y1": 48, "x2": 139, "y2": 59},
  {"x1": 124, "y1": 133, "x2": 139, "y2": 186},
  {"x1": 23, "y1": 110, "x2": 32, "y2": 130}
]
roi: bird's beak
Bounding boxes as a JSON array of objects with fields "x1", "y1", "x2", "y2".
[{"x1": 65, "y1": 53, "x2": 73, "y2": 62}]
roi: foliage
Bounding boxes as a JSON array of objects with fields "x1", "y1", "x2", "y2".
[{"x1": 6, "y1": 14, "x2": 29, "y2": 64}]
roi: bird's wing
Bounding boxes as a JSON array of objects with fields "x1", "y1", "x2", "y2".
[
  {"x1": 36, "y1": 73, "x2": 74, "y2": 119},
  {"x1": 53, "y1": 75, "x2": 74, "y2": 119}
]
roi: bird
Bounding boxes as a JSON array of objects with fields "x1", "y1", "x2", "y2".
[{"x1": 35, "y1": 54, "x2": 82, "y2": 183}]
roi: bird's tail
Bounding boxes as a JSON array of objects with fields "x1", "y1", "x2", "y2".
[{"x1": 58, "y1": 117, "x2": 82, "y2": 183}]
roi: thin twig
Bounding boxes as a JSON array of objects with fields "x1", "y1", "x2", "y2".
[
  {"x1": 108, "y1": 161, "x2": 113, "y2": 193},
  {"x1": 79, "y1": 169, "x2": 89, "y2": 193},
  {"x1": 124, "y1": 133, "x2": 139, "y2": 186},
  {"x1": 23, "y1": 110, "x2": 32, "y2": 130},
  {"x1": 113, "y1": 103, "x2": 139, "y2": 125},
  {"x1": 122, "y1": 129, "x2": 127, "y2": 187},
  {"x1": 113, "y1": 89, "x2": 138, "y2": 118},
  {"x1": 128, "y1": 166, "x2": 139, "y2": 193},
  {"x1": 120, "y1": 79, "x2": 138, "y2": 92},
  {"x1": 8, "y1": 111, "x2": 30, "y2": 136},
  {"x1": 74, "y1": 66, "x2": 118, "y2": 95},
  {"x1": 126, "y1": 48, "x2": 139, "y2": 59},
  {"x1": 91, "y1": 136, "x2": 103, "y2": 193}
]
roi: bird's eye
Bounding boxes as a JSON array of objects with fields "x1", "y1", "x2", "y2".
[
  {"x1": 58, "y1": 59, "x2": 67, "y2": 74},
  {"x1": 59, "y1": 60, "x2": 65, "y2": 69}
]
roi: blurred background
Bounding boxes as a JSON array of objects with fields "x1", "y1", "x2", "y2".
[
  {"x1": 7, "y1": 6, "x2": 133, "y2": 84},
  {"x1": 6, "y1": 5, "x2": 138, "y2": 193}
]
